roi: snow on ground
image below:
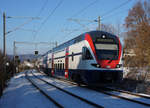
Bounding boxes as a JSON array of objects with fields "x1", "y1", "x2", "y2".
[
  {"x1": 0, "y1": 69, "x2": 150, "y2": 108},
  {"x1": 27, "y1": 71, "x2": 94, "y2": 108},
  {"x1": 0, "y1": 70, "x2": 56, "y2": 108},
  {"x1": 34, "y1": 70, "x2": 149, "y2": 108}
]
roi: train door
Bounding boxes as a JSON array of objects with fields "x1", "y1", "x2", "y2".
[
  {"x1": 51, "y1": 53, "x2": 54, "y2": 76},
  {"x1": 65, "y1": 47, "x2": 69, "y2": 78}
]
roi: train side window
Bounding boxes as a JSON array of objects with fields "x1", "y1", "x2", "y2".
[
  {"x1": 57, "y1": 64, "x2": 59, "y2": 69},
  {"x1": 82, "y1": 47, "x2": 93, "y2": 60},
  {"x1": 72, "y1": 52, "x2": 74, "y2": 61},
  {"x1": 59, "y1": 63, "x2": 61, "y2": 70},
  {"x1": 56, "y1": 64, "x2": 57, "y2": 69},
  {"x1": 63, "y1": 63, "x2": 64, "y2": 69},
  {"x1": 82, "y1": 47, "x2": 86, "y2": 60},
  {"x1": 60, "y1": 63, "x2": 62, "y2": 70}
]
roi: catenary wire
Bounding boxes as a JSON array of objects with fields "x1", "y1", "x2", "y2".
[
  {"x1": 33, "y1": 0, "x2": 64, "y2": 40},
  {"x1": 101, "y1": 0, "x2": 132, "y2": 18},
  {"x1": 70, "y1": 0, "x2": 99, "y2": 18},
  {"x1": 37, "y1": 0, "x2": 49, "y2": 17},
  {"x1": 59, "y1": 0, "x2": 99, "y2": 41},
  {"x1": 61, "y1": 0, "x2": 132, "y2": 41}
]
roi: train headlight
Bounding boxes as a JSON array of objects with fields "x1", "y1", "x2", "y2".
[
  {"x1": 97, "y1": 64, "x2": 100, "y2": 68},
  {"x1": 116, "y1": 64, "x2": 120, "y2": 68},
  {"x1": 102, "y1": 35, "x2": 106, "y2": 38},
  {"x1": 91, "y1": 64, "x2": 101, "y2": 68},
  {"x1": 116, "y1": 64, "x2": 122, "y2": 68}
]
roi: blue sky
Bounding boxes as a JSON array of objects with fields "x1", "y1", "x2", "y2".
[{"x1": 0, "y1": 0, "x2": 138, "y2": 55}]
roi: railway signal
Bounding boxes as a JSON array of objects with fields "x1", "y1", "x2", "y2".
[{"x1": 35, "y1": 51, "x2": 38, "y2": 55}]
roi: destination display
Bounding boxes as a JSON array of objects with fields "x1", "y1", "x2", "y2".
[{"x1": 96, "y1": 38, "x2": 114, "y2": 43}]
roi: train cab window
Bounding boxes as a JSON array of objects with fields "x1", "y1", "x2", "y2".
[{"x1": 82, "y1": 47, "x2": 93, "y2": 60}]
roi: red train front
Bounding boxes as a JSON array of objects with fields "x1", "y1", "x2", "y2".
[{"x1": 83, "y1": 31, "x2": 123, "y2": 84}]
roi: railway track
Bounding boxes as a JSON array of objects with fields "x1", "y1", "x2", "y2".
[
  {"x1": 87, "y1": 86, "x2": 150, "y2": 107},
  {"x1": 103, "y1": 86, "x2": 150, "y2": 99},
  {"x1": 25, "y1": 71, "x2": 63, "y2": 108},
  {"x1": 37, "y1": 70, "x2": 150, "y2": 107},
  {"x1": 26, "y1": 70, "x2": 104, "y2": 108}
]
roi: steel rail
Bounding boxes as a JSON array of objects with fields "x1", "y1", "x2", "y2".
[
  {"x1": 105, "y1": 87, "x2": 150, "y2": 99},
  {"x1": 25, "y1": 71, "x2": 64, "y2": 108},
  {"x1": 31, "y1": 70, "x2": 104, "y2": 108},
  {"x1": 38, "y1": 71, "x2": 150, "y2": 107},
  {"x1": 86, "y1": 86, "x2": 150, "y2": 107}
]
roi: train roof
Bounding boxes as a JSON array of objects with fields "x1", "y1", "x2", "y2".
[
  {"x1": 52, "y1": 30, "x2": 117, "y2": 52},
  {"x1": 40, "y1": 31, "x2": 118, "y2": 56},
  {"x1": 39, "y1": 31, "x2": 118, "y2": 58}
]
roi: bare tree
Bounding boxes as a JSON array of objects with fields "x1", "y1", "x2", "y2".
[
  {"x1": 124, "y1": 0, "x2": 150, "y2": 81},
  {"x1": 0, "y1": 50, "x2": 15, "y2": 96}
]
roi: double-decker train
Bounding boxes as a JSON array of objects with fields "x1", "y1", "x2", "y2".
[{"x1": 37, "y1": 31, "x2": 123, "y2": 85}]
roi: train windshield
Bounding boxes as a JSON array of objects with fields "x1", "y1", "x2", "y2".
[
  {"x1": 95, "y1": 43, "x2": 118, "y2": 60},
  {"x1": 88, "y1": 31, "x2": 120, "y2": 60},
  {"x1": 95, "y1": 44, "x2": 118, "y2": 50}
]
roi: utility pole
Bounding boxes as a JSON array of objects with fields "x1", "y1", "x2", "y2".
[
  {"x1": 13, "y1": 41, "x2": 16, "y2": 73},
  {"x1": 2, "y1": 13, "x2": 40, "y2": 73},
  {"x1": 3, "y1": 12, "x2": 6, "y2": 57},
  {"x1": 55, "y1": 41, "x2": 58, "y2": 47},
  {"x1": 98, "y1": 16, "x2": 101, "y2": 31},
  {"x1": 3, "y1": 12, "x2": 6, "y2": 74}
]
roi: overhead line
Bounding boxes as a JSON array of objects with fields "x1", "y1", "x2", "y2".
[
  {"x1": 6, "y1": 16, "x2": 40, "y2": 19},
  {"x1": 102, "y1": 8, "x2": 130, "y2": 21},
  {"x1": 70, "y1": 0, "x2": 99, "y2": 17},
  {"x1": 33, "y1": 0, "x2": 64, "y2": 40},
  {"x1": 37, "y1": 0, "x2": 49, "y2": 16},
  {"x1": 61, "y1": 0, "x2": 99, "y2": 38},
  {"x1": 6, "y1": 19, "x2": 34, "y2": 35},
  {"x1": 19, "y1": 28, "x2": 37, "y2": 32},
  {"x1": 101, "y1": 0, "x2": 132, "y2": 18},
  {"x1": 3, "y1": 0, "x2": 48, "y2": 36},
  {"x1": 63, "y1": 0, "x2": 99, "y2": 30},
  {"x1": 5, "y1": 0, "x2": 49, "y2": 39},
  {"x1": 30, "y1": 0, "x2": 48, "y2": 40},
  {"x1": 65, "y1": 0, "x2": 131, "y2": 34}
]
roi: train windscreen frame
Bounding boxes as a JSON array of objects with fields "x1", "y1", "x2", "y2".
[{"x1": 89, "y1": 31, "x2": 119, "y2": 60}]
